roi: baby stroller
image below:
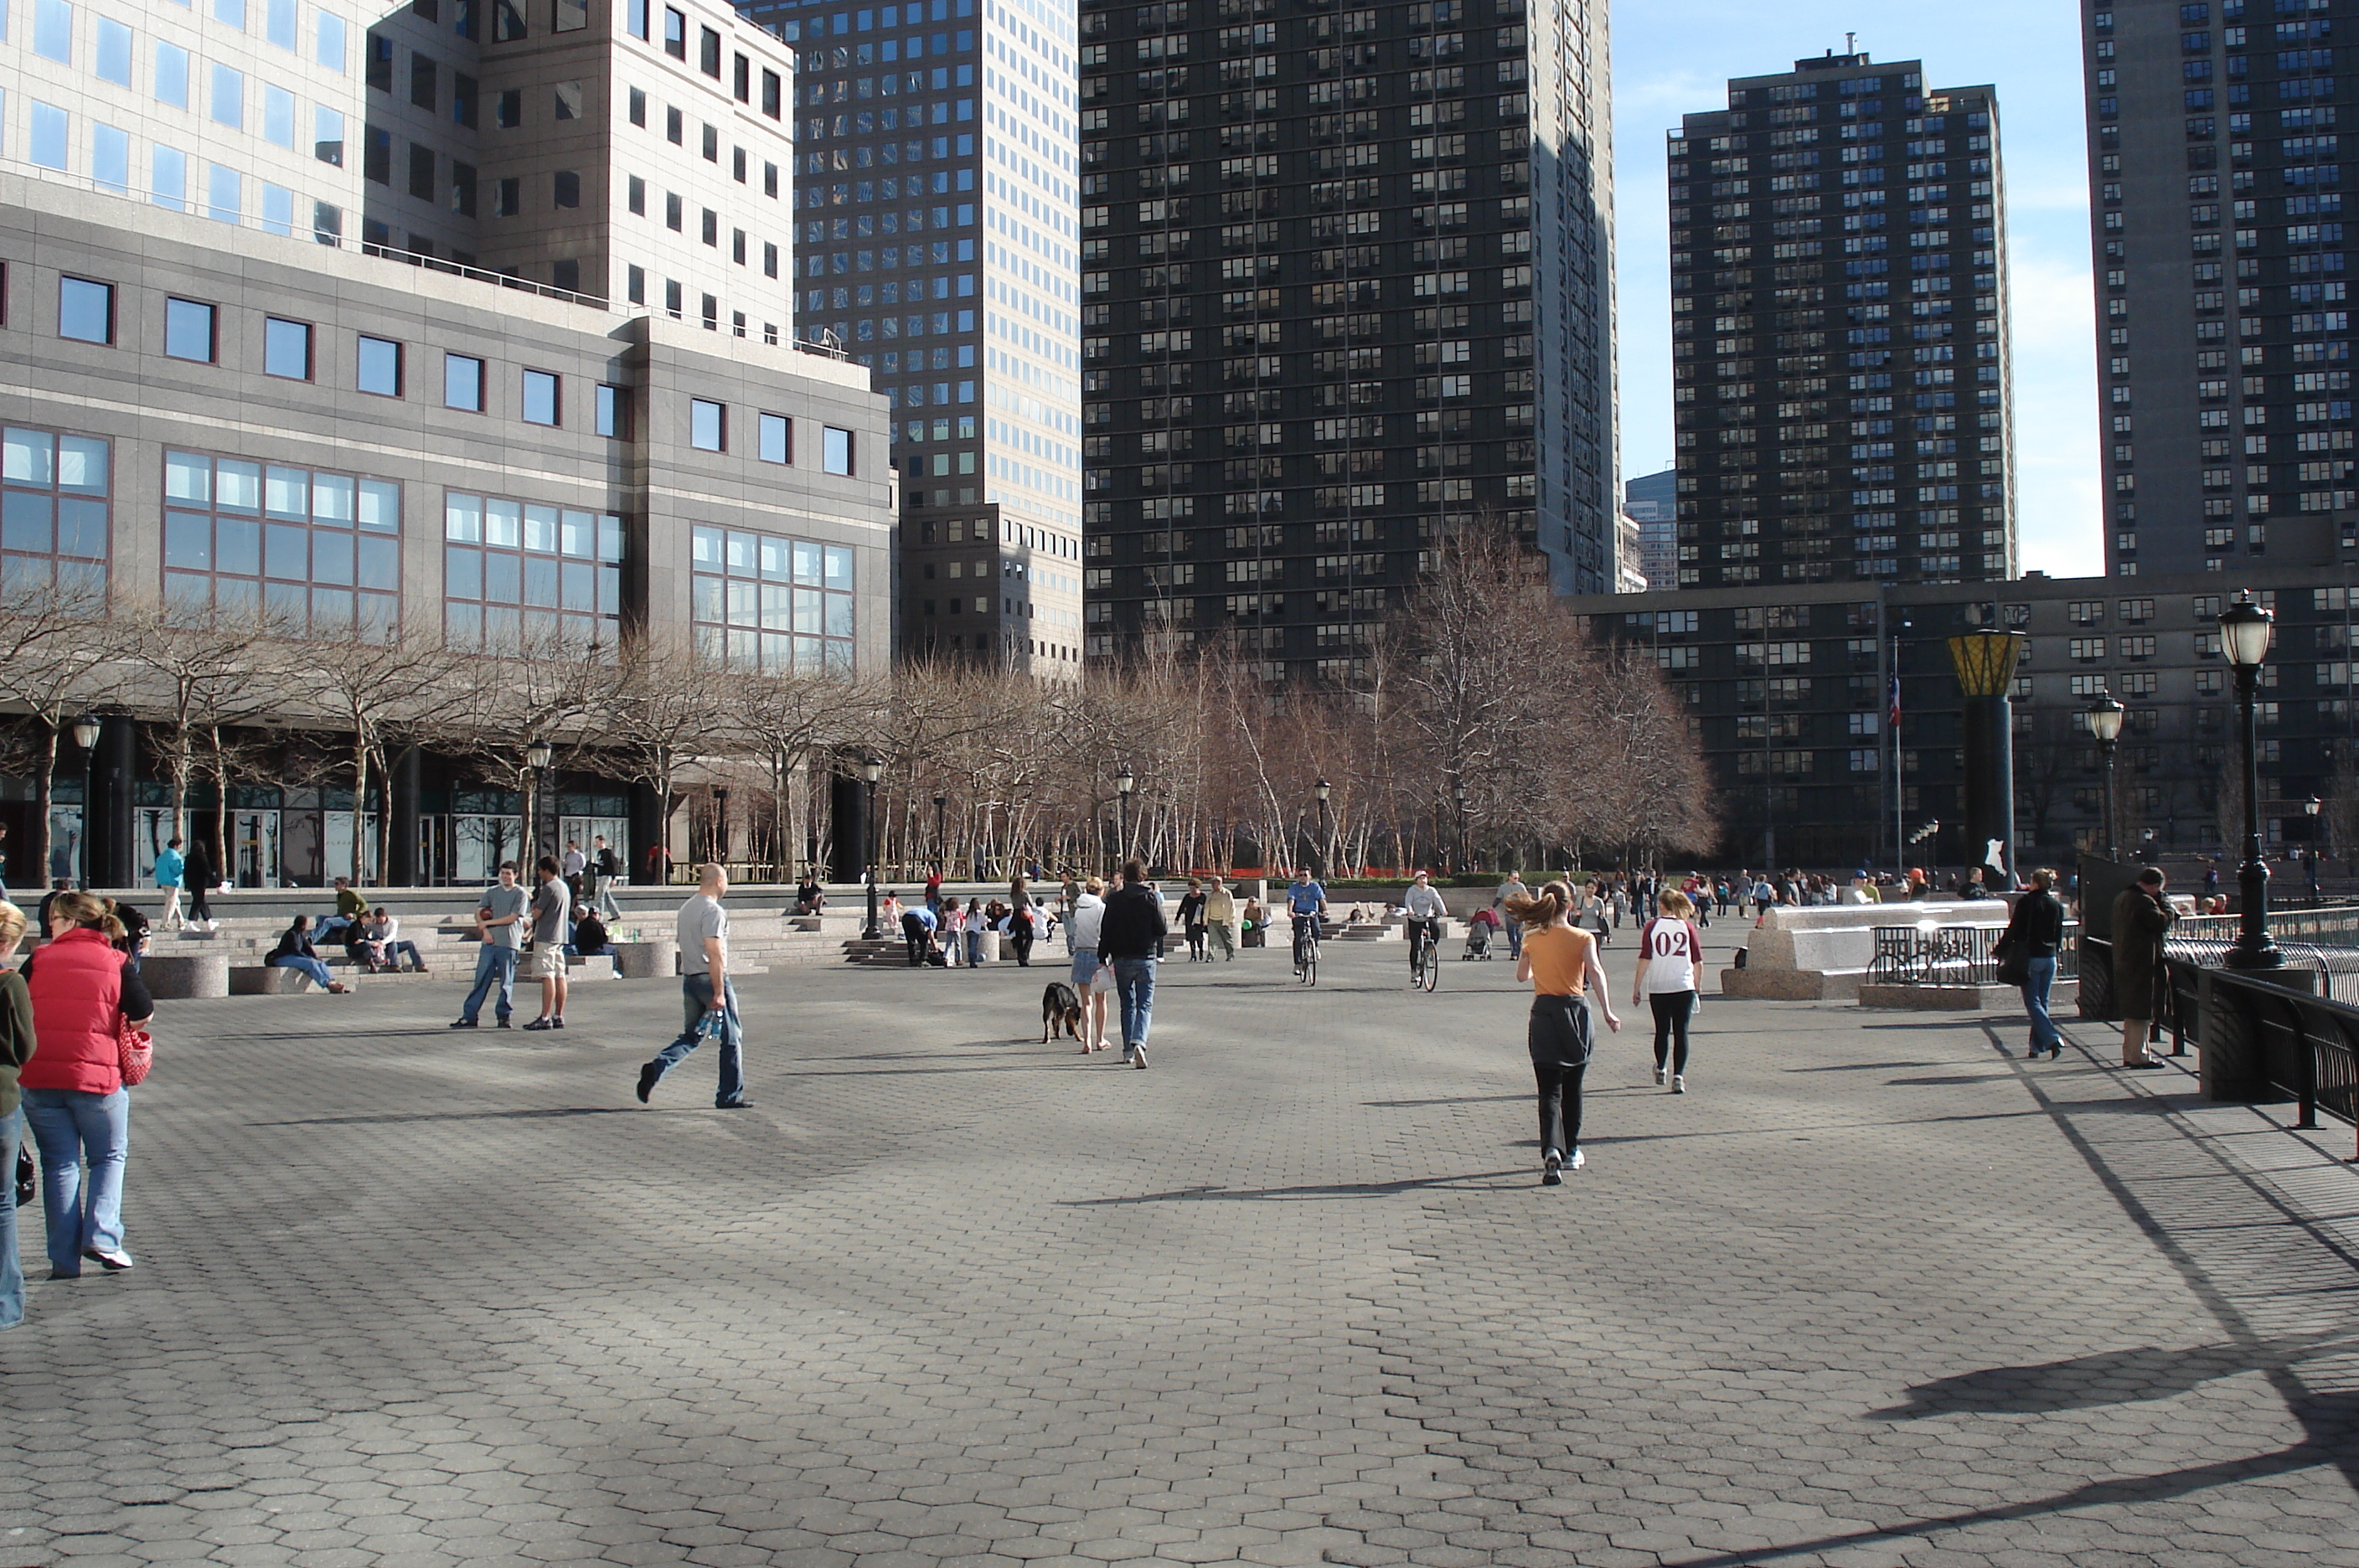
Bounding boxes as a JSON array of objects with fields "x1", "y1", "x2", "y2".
[{"x1": 1462, "y1": 921, "x2": 1494, "y2": 960}]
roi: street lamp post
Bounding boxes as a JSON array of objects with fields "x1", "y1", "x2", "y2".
[
  {"x1": 71, "y1": 713, "x2": 100, "y2": 889},
  {"x1": 526, "y1": 740, "x2": 554, "y2": 867},
  {"x1": 1314, "y1": 777, "x2": 1331, "y2": 880},
  {"x1": 861, "y1": 754, "x2": 883, "y2": 940},
  {"x1": 1115, "y1": 763, "x2": 1135, "y2": 867},
  {"x1": 2305, "y1": 796, "x2": 2323, "y2": 899},
  {"x1": 1945, "y1": 626, "x2": 2025, "y2": 891},
  {"x1": 2221, "y1": 593, "x2": 2284, "y2": 968},
  {"x1": 2087, "y1": 689, "x2": 2126, "y2": 861},
  {"x1": 933, "y1": 794, "x2": 947, "y2": 879}
]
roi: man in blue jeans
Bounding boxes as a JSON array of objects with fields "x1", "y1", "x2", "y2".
[
  {"x1": 636, "y1": 864, "x2": 753, "y2": 1108},
  {"x1": 450, "y1": 862, "x2": 526, "y2": 1029},
  {"x1": 1097, "y1": 859, "x2": 1169, "y2": 1070}
]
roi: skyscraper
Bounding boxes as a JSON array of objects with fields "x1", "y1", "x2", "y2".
[
  {"x1": 1623, "y1": 465, "x2": 1676, "y2": 585},
  {"x1": 2083, "y1": 1, "x2": 2357, "y2": 575},
  {"x1": 1670, "y1": 52, "x2": 2016, "y2": 590},
  {"x1": 1076, "y1": 0, "x2": 1615, "y2": 682},
  {"x1": 742, "y1": 0, "x2": 1087, "y2": 676}
]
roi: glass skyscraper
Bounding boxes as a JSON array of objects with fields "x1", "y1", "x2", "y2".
[{"x1": 742, "y1": 0, "x2": 1086, "y2": 675}]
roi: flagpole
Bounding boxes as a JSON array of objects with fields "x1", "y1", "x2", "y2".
[{"x1": 1890, "y1": 622, "x2": 1905, "y2": 877}]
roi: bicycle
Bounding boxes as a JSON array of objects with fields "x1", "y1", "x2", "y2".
[
  {"x1": 1293, "y1": 916, "x2": 1319, "y2": 986},
  {"x1": 1410, "y1": 920, "x2": 1439, "y2": 992}
]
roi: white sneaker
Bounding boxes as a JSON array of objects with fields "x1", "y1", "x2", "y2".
[
  {"x1": 1653, "y1": 1066, "x2": 1665, "y2": 1086},
  {"x1": 1541, "y1": 1150, "x2": 1562, "y2": 1186},
  {"x1": 1671, "y1": 1075, "x2": 1686, "y2": 1095},
  {"x1": 1567, "y1": 1148, "x2": 1586, "y2": 1170}
]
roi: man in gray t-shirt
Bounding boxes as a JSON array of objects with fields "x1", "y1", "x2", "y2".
[
  {"x1": 522, "y1": 857, "x2": 571, "y2": 1030},
  {"x1": 452, "y1": 864, "x2": 527, "y2": 1028},
  {"x1": 637, "y1": 864, "x2": 751, "y2": 1109}
]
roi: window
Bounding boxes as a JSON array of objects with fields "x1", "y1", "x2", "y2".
[
  {"x1": 263, "y1": 318, "x2": 312, "y2": 380},
  {"x1": 213, "y1": 64, "x2": 247, "y2": 128},
  {"x1": 161, "y1": 450, "x2": 400, "y2": 639},
  {"x1": 700, "y1": 26, "x2": 721, "y2": 77},
  {"x1": 34, "y1": 0, "x2": 72, "y2": 64},
  {"x1": 627, "y1": 177, "x2": 646, "y2": 215},
  {"x1": 759, "y1": 413, "x2": 790, "y2": 464},
  {"x1": 595, "y1": 384, "x2": 629, "y2": 439},
  {"x1": 627, "y1": 0, "x2": 648, "y2": 39},
  {"x1": 663, "y1": 6, "x2": 686, "y2": 59},
  {"x1": 410, "y1": 51, "x2": 435, "y2": 110},
  {"x1": 28, "y1": 103, "x2": 68, "y2": 171},
  {"x1": 95, "y1": 18, "x2": 132, "y2": 85},
  {"x1": 3, "y1": 426, "x2": 112, "y2": 597},
  {"x1": 823, "y1": 426, "x2": 854, "y2": 475},
  {"x1": 690, "y1": 399, "x2": 725, "y2": 451},
  {"x1": 689, "y1": 524, "x2": 856, "y2": 673},
  {"x1": 497, "y1": 87, "x2": 522, "y2": 127},
  {"x1": 493, "y1": 0, "x2": 524, "y2": 41},
  {"x1": 444, "y1": 353, "x2": 484, "y2": 411},
  {"x1": 442, "y1": 491, "x2": 622, "y2": 652},
  {"x1": 164, "y1": 300, "x2": 217, "y2": 364},
  {"x1": 156, "y1": 42, "x2": 191, "y2": 107},
  {"x1": 555, "y1": 0, "x2": 586, "y2": 30},
  {"x1": 666, "y1": 106, "x2": 683, "y2": 144},
  {"x1": 522, "y1": 369, "x2": 560, "y2": 426},
  {"x1": 553, "y1": 80, "x2": 582, "y2": 121},
  {"x1": 357, "y1": 336, "x2": 403, "y2": 397},
  {"x1": 318, "y1": 12, "x2": 348, "y2": 71},
  {"x1": 553, "y1": 170, "x2": 580, "y2": 208},
  {"x1": 452, "y1": 72, "x2": 478, "y2": 128},
  {"x1": 58, "y1": 279, "x2": 113, "y2": 345},
  {"x1": 627, "y1": 87, "x2": 647, "y2": 127},
  {"x1": 314, "y1": 106, "x2": 346, "y2": 164},
  {"x1": 266, "y1": 0, "x2": 296, "y2": 49}
]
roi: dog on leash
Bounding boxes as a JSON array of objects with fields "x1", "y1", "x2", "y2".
[{"x1": 1040, "y1": 982, "x2": 1084, "y2": 1044}]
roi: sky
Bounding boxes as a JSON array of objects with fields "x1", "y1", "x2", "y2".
[{"x1": 1607, "y1": 0, "x2": 2104, "y2": 578}]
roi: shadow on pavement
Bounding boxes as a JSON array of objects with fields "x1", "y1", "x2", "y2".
[
  {"x1": 1865, "y1": 1335, "x2": 2359, "y2": 1418},
  {"x1": 256, "y1": 1106, "x2": 645, "y2": 1126},
  {"x1": 1062, "y1": 1169, "x2": 1533, "y2": 1204}
]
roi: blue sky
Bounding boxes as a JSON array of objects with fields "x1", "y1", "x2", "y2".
[{"x1": 1608, "y1": 0, "x2": 2104, "y2": 577}]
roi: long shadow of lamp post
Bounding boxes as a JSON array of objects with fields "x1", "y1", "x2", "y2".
[{"x1": 2222, "y1": 593, "x2": 2284, "y2": 968}]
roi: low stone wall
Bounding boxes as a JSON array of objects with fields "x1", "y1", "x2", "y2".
[{"x1": 1721, "y1": 901, "x2": 2012, "y2": 1001}]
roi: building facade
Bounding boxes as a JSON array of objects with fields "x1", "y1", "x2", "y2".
[
  {"x1": 1623, "y1": 463, "x2": 1675, "y2": 585},
  {"x1": 1074, "y1": 0, "x2": 1615, "y2": 682},
  {"x1": 0, "y1": 172, "x2": 890, "y2": 885},
  {"x1": 1670, "y1": 52, "x2": 2016, "y2": 591},
  {"x1": 739, "y1": 0, "x2": 1086, "y2": 676},
  {"x1": 2083, "y1": 0, "x2": 2359, "y2": 576},
  {"x1": 1573, "y1": 565, "x2": 2354, "y2": 873}
]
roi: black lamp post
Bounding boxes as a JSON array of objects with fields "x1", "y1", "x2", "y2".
[
  {"x1": 861, "y1": 754, "x2": 883, "y2": 940},
  {"x1": 1945, "y1": 627, "x2": 2025, "y2": 891},
  {"x1": 2221, "y1": 593, "x2": 2284, "y2": 968},
  {"x1": 2087, "y1": 689, "x2": 2125, "y2": 861},
  {"x1": 933, "y1": 794, "x2": 947, "y2": 879},
  {"x1": 71, "y1": 713, "x2": 100, "y2": 889},
  {"x1": 2305, "y1": 796, "x2": 2323, "y2": 897},
  {"x1": 1314, "y1": 776, "x2": 1331, "y2": 879},
  {"x1": 526, "y1": 739, "x2": 554, "y2": 867},
  {"x1": 1115, "y1": 763, "x2": 1135, "y2": 866}
]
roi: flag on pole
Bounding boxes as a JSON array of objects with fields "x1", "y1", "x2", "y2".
[{"x1": 1887, "y1": 673, "x2": 1902, "y2": 730}]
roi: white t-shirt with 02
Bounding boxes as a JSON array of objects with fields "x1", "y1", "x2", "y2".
[{"x1": 1636, "y1": 916, "x2": 1704, "y2": 997}]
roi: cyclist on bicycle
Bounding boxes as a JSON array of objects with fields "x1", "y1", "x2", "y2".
[
  {"x1": 1286, "y1": 868, "x2": 1329, "y2": 974},
  {"x1": 1401, "y1": 870, "x2": 1448, "y2": 988}
]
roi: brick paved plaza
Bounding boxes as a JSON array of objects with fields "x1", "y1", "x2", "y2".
[{"x1": 5, "y1": 931, "x2": 2357, "y2": 1568}]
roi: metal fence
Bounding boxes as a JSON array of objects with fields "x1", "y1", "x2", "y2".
[
  {"x1": 1869, "y1": 922, "x2": 2080, "y2": 988},
  {"x1": 2156, "y1": 959, "x2": 2359, "y2": 1131}
]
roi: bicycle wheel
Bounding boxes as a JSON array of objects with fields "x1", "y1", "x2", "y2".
[
  {"x1": 1420, "y1": 943, "x2": 1438, "y2": 991},
  {"x1": 1302, "y1": 941, "x2": 1317, "y2": 985}
]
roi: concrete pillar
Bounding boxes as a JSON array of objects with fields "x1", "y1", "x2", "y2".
[
  {"x1": 388, "y1": 745, "x2": 421, "y2": 887},
  {"x1": 91, "y1": 714, "x2": 137, "y2": 889}
]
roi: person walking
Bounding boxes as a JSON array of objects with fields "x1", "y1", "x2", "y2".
[
  {"x1": 592, "y1": 834, "x2": 626, "y2": 920},
  {"x1": 1066, "y1": 876, "x2": 1111, "y2": 1052},
  {"x1": 450, "y1": 862, "x2": 527, "y2": 1029},
  {"x1": 1401, "y1": 870, "x2": 1448, "y2": 986},
  {"x1": 2000, "y1": 867, "x2": 2068, "y2": 1060},
  {"x1": 635, "y1": 864, "x2": 753, "y2": 1109},
  {"x1": 183, "y1": 837, "x2": 216, "y2": 930},
  {"x1": 521, "y1": 856, "x2": 570, "y2": 1030},
  {"x1": 0, "y1": 901, "x2": 35, "y2": 1327},
  {"x1": 1493, "y1": 869, "x2": 1529, "y2": 961},
  {"x1": 1632, "y1": 890, "x2": 1705, "y2": 1092},
  {"x1": 562, "y1": 840, "x2": 588, "y2": 904},
  {"x1": 2110, "y1": 866, "x2": 2177, "y2": 1068},
  {"x1": 1203, "y1": 879, "x2": 1237, "y2": 961},
  {"x1": 20, "y1": 890, "x2": 155, "y2": 1277},
  {"x1": 1008, "y1": 877, "x2": 1039, "y2": 967},
  {"x1": 1178, "y1": 879, "x2": 1208, "y2": 962},
  {"x1": 1099, "y1": 860, "x2": 1169, "y2": 1069},
  {"x1": 153, "y1": 837, "x2": 187, "y2": 931},
  {"x1": 266, "y1": 916, "x2": 350, "y2": 993},
  {"x1": 1509, "y1": 880, "x2": 1619, "y2": 1184}
]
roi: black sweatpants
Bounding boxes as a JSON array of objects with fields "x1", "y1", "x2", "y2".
[
  {"x1": 1649, "y1": 989, "x2": 1697, "y2": 1075},
  {"x1": 1527, "y1": 994, "x2": 1595, "y2": 1158}
]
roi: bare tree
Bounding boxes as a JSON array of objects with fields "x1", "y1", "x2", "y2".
[
  {"x1": 0, "y1": 581, "x2": 119, "y2": 885},
  {"x1": 607, "y1": 637, "x2": 732, "y2": 881},
  {"x1": 294, "y1": 617, "x2": 447, "y2": 882},
  {"x1": 114, "y1": 603, "x2": 298, "y2": 878}
]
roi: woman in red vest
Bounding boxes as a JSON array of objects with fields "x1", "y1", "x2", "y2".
[{"x1": 19, "y1": 890, "x2": 152, "y2": 1277}]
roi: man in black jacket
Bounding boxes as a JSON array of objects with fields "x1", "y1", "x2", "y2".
[{"x1": 1097, "y1": 860, "x2": 1169, "y2": 1070}]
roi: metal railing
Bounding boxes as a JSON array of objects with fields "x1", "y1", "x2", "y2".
[
  {"x1": 2157, "y1": 958, "x2": 2359, "y2": 1131},
  {"x1": 1868, "y1": 921, "x2": 2080, "y2": 988}
]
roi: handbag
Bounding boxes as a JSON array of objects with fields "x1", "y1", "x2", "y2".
[
  {"x1": 1992, "y1": 932, "x2": 2031, "y2": 988},
  {"x1": 118, "y1": 1015, "x2": 155, "y2": 1088}
]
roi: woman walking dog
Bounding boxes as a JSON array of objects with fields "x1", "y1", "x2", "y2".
[{"x1": 1508, "y1": 880, "x2": 1618, "y2": 1185}]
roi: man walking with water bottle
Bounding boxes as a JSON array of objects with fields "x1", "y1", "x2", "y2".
[{"x1": 634, "y1": 864, "x2": 754, "y2": 1109}]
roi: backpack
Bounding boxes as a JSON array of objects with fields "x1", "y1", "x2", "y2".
[{"x1": 596, "y1": 847, "x2": 622, "y2": 876}]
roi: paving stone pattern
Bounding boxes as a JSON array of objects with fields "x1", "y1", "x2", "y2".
[{"x1": 3, "y1": 929, "x2": 2355, "y2": 1568}]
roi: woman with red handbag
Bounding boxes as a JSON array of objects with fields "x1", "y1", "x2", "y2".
[
  {"x1": 0, "y1": 900, "x2": 34, "y2": 1328},
  {"x1": 18, "y1": 891, "x2": 153, "y2": 1278}
]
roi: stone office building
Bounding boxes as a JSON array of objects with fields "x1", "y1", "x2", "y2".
[
  {"x1": 0, "y1": 173, "x2": 890, "y2": 889},
  {"x1": 1572, "y1": 565, "x2": 2356, "y2": 873}
]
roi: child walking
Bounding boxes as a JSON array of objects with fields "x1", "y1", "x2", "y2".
[
  {"x1": 1508, "y1": 880, "x2": 1620, "y2": 1185},
  {"x1": 1632, "y1": 890, "x2": 1706, "y2": 1093}
]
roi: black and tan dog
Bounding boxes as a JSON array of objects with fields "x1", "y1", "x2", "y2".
[{"x1": 1040, "y1": 982, "x2": 1084, "y2": 1044}]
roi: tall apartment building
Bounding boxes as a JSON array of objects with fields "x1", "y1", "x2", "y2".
[
  {"x1": 359, "y1": 0, "x2": 800, "y2": 338},
  {"x1": 1670, "y1": 53, "x2": 2016, "y2": 591},
  {"x1": 1075, "y1": 0, "x2": 1616, "y2": 681},
  {"x1": 741, "y1": 0, "x2": 1086, "y2": 677},
  {"x1": 1623, "y1": 464, "x2": 1675, "y2": 584},
  {"x1": 2083, "y1": 1, "x2": 2359, "y2": 576}
]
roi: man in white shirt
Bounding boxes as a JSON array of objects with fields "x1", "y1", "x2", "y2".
[
  {"x1": 1493, "y1": 870, "x2": 1529, "y2": 960},
  {"x1": 1401, "y1": 871, "x2": 1449, "y2": 987},
  {"x1": 634, "y1": 864, "x2": 753, "y2": 1109}
]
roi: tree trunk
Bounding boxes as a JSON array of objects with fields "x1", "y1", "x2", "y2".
[
  {"x1": 352, "y1": 733, "x2": 370, "y2": 885},
  {"x1": 29, "y1": 725, "x2": 57, "y2": 892}
]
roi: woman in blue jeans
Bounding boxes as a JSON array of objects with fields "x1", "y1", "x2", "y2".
[
  {"x1": 2000, "y1": 867, "x2": 2069, "y2": 1060},
  {"x1": 267, "y1": 916, "x2": 349, "y2": 993},
  {"x1": 0, "y1": 900, "x2": 36, "y2": 1325},
  {"x1": 20, "y1": 891, "x2": 155, "y2": 1277}
]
